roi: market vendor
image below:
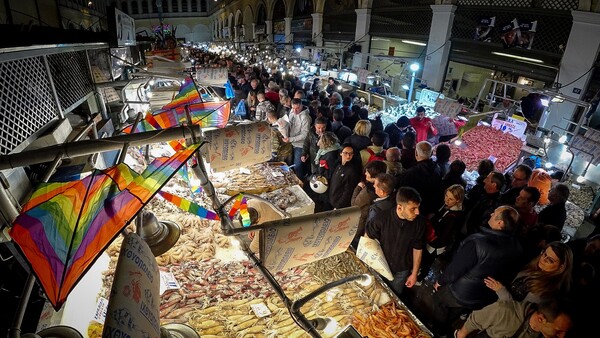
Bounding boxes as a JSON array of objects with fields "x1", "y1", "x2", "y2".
[{"x1": 410, "y1": 106, "x2": 437, "y2": 143}]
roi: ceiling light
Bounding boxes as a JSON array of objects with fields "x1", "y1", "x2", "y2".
[
  {"x1": 492, "y1": 52, "x2": 544, "y2": 63},
  {"x1": 401, "y1": 40, "x2": 427, "y2": 46}
]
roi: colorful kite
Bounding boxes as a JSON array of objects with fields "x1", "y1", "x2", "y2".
[
  {"x1": 228, "y1": 194, "x2": 251, "y2": 227},
  {"x1": 157, "y1": 191, "x2": 218, "y2": 220},
  {"x1": 122, "y1": 77, "x2": 231, "y2": 134},
  {"x1": 10, "y1": 144, "x2": 200, "y2": 310}
]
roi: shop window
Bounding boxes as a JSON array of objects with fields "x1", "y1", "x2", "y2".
[
  {"x1": 131, "y1": 1, "x2": 138, "y2": 14},
  {"x1": 181, "y1": 0, "x2": 188, "y2": 12},
  {"x1": 171, "y1": 0, "x2": 178, "y2": 12},
  {"x1": 191, "y1": 0, "x2": 198, "y2": 12},
  {"x1": 200, "y1": 0, "x2": 207, "y2": 12},
  {"x1": 141, "y1": 0, "x2": 149, "y2": 13}
]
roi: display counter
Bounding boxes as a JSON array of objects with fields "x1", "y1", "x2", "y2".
[{"x1": 36, "y1": 141, "x2": 432, "y2": 338}]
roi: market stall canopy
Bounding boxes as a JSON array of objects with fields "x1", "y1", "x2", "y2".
[{"x1": 9, "y1": 144, "x2": 200, "y2": 310}]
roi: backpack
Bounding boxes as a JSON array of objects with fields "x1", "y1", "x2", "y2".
[{"x1": 365, "y1": 148, "x2": 386, "y2": 163}]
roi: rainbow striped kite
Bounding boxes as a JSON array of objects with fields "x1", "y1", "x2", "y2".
[
  {"x1": 157, "y1": 191, "x2": 218, "y2": 220},
  {"x1": 10, "y1": 144, "x2": 200, "y2": 310},
  {"x1": 122, "y1": 77, "x2": 230, "y2": 134},
  {"x1": 161, "y1": 77, "x2": 201, "y2": 111},
  {"x1": 228, "y1": 194, "x2": 251, "y2": 227}
]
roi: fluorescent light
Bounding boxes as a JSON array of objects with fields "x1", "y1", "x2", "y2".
[
  {"x1": 515, "y1": 60, "x2": 558, "y2": 70},
  {"x1": 492, "y1": 52, "x2": 544, "y2": 63},
  {"x1": 402, "y1": 84, "x2": 410, "y2": 90},
  {"x1": 540, "y1": 99, "x2": 549, "y2": 107},
  {"x1": 402, "y1": 40, "x2": 427, "y2": 46}
]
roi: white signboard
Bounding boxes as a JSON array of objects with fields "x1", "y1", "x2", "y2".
[
  {"x1": 196, "y1": 67, "x2": 229, "y2": 86},
  {"x1": 260, "y1": 207, "x2": 360, "y2": 272},
  {"x1": 114, "y1": 8, "x2": 136, "y2": 47},
  {"x1": 491, "y1": 115, "x2": 527, "y2": 139},
  {"x1": 419, "y1": 89, "x2": 442, "y2": 106},
  {"x1": 357, "y1": 68, "x2": 370, "y2": 84}
]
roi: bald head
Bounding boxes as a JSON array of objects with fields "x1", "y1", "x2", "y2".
[{"x1": 415, "y1": 141, "x2": 433, "y2": 161}]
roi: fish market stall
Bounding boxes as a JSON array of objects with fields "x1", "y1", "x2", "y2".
[
  {"x1": 448, "y1": 125, "x2": 524, "y2": 173},
  {"x1": 71, "y1": 138, "x2": 431, "y2": 337}
]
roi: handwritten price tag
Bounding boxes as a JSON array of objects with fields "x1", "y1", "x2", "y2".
[
  {"x1": 93, "y1": 297, "x2": 109, "y2": 324},
  {"x1": 250, "y1": 303, "x2": 272, "y2": 318}
]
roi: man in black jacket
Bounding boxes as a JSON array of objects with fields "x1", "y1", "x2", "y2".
[
  {"x1": 432, "y1": 205, "x2": 523, "y2": 336},
  {"x1": 331, "y1": 108, "x2": 352, "y2": 144},
  {"x1": 366, "y1": 187, "x2": 425, "y2": 296},
  {"x1": 499, "y1": 164, "x2": 532, "y2": 206},
  {"x1": 328, "y1": 144, "x2": 361, "y2": 209},
  {"x1": 397, "y1": 141, "x2": 443, "y2": 216}
]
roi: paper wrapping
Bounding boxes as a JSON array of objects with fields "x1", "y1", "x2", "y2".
[
  {"x1": 102, "y1": 233, "x2": 161, "y2": 338},
  {"x1": 202, "y1": 122, "x2": 272, "y2": 172},
  {"x1": 260, "y1": 207, "x2": 360, "y2": 272},
  {"x1": 355, "y1": 236, "x2": 394, "y2": 280}
]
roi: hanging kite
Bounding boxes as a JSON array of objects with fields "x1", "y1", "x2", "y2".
[
  {"x1": 122, "y1": 77, "x2": 230, "y2": 134},
  {"x1": 10, "y1": 144, "x2": 200, "y2": 310}
]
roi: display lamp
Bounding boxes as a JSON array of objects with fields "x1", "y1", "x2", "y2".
[
  {"x1": 576, "y1": 175, "x2": 586, "y2": 184},
  {"x1": 453, "y1": 139, "x2": 462, "y2": 146},
  {"x1": 544, "y1": 162, "x2": 553, "y2": 169},
  {"x1": 409, "y1": 63, "x2": 420, "y2": 72},
  {"x1": 337, "y1": 85, "x2": 343, "y2": 90},
  {"x1": 136, "y1": 210, "x2": 181, "y2": 257},
  {"x1": 402, "y1": 84, "x2": 410, "y2": 90},
  {"x1": 558, "y1": 135, "x2": 568, "y2": 144}
]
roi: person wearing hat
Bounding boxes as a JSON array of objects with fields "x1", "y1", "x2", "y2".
[
  {"x1": 410, "y1": 106, "x2": 437, "y2": 143},
  {"x1": 384, "y1": 116, "x2": 415, "y2": 149}
]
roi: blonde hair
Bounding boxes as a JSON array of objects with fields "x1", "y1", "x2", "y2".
[
  {"x1": 318, "y1": 132, "x2": 339, "y2": 149},
  {"x1": 445, "y1": 184, "x2": 465, "y2": 210},
  {"x1": 353, "y1": 120, "x2": 372, "y2": 137}
]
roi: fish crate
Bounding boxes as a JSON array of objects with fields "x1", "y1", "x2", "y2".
[{"x1": 260, "y1": 184, "x2": 315, "y2": 218}]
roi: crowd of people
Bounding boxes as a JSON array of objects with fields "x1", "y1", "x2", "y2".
[{"x1": 199, "y1": 51, "x2": 600, "y2": 338}]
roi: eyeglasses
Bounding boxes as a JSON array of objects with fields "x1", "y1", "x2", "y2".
[
  {"x1": 540, "y1": 250, "x2": 558, "y2": 265},
  {"x1": 341, "y1": 151, "x2": 354, "y2": 156}
]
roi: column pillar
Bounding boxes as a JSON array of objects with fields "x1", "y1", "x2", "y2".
[
  {"x1": 265, "y1": 20, "x2": 273, "y2": 43},
  {"x1": 352, "y1": 8, "x2": 371, "y2": 70},
  {"x1": 422, "y1": 5, "x2": 456, "y2": 92},
  {"x1": 542, "y1": 10, "x2": 600, "y2": 130},
  {"x1": 311, "y1": 13, "x2": 323, "y2": 47},
  {"x1": 252, "y1": 23, "x2": 257, "y2": 41},
  {"x1": 285, "y1": 17, "x2": 293, "y2": 50}
]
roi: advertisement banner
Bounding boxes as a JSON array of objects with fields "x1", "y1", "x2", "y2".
[
  {"x1": 260, "y1": 207, "x2": 360, "y2": 272},
  {"x1": 517, "y1": 20, "x2": 537, "y2": 49},
  {"x1": 291, "y1": 18, "x2": 312, "y2": 32},
  {"x1": 500, "y1": 19, "x2": 520, "y2": 48},
  {"x1": 274, "y1": 21, "x2": 285, "y2": 34},
  {"x1": 103, "y1": 233, "x2": 160, "y2": 338},
  {"x1": 474, "y1": 16, "x2": 495, "y2": 42},
  {"x1": 202, "y1": 122, "x2": 272, "y2": 172}
]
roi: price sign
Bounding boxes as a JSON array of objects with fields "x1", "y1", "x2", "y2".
[
  {"x1": 434, "y1": 98, "x2": 462, "y2": 118},
  {"x1": 491, "y1": 116, "x2": 527, "y2": 139},
  {"x1": 419, "y1": 89, "x2": 442, "y2": 106}
]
